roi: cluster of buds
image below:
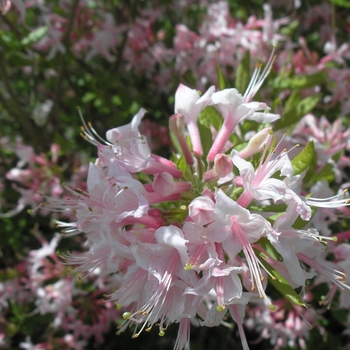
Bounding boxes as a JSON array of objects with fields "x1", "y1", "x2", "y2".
[{"x1": 43, "y1": 55, "x2": 350, "y2": 350}]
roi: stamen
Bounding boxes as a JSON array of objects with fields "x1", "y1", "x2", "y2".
[
  {"x1": 306, "y1": 190, "x2": 350, "y2": 208},
  {"x1": 244, "y1": 48, "x2": 276, "y2": 102},
  {"x1": 77, "y1": 107, "x2": 110, "y2": 146}
]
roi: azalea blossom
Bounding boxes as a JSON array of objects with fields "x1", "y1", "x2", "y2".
[{"x1": 39, "y1": 56, "x2": 350, "y2": 350}]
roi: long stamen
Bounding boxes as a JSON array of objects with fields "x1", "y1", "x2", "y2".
[
  {"x1": 298, "y1": 253, "x2": 350, "y2": 292},
  {"x1": 78, "y1": 107, "x2": 110, "y2": 146},
  {"x1": 244, "y1": 48, "x2": 276, "y2": 102},
  {"x1": 306, "y1": 190, "x2": 350, "y2": 208}
]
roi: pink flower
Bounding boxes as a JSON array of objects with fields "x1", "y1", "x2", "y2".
[
  {"x1": 175, "y1": 84, "x2": 215, "y2": 156},
  {"x1": 207, "y1": 54, "x2": 279, "y2": 161}
]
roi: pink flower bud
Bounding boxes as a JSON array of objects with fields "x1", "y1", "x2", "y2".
[
  {"x1": 169, "y1": 113, "x2": 186, "y2": 134},
  {"x1": 203, "y1": 154, "x2": 233, "y2": 182},
  {"x1": 213, "y1": 154, "x2": 233, "y2": 178},
  {"x1": 152, "y1": 172, "x2": 176, "y2": 196},
  {"x1": 189, "y1": 196, "x2": 215, "y2": 226},
  {"x1": 169, "y1": 113, "x2": 194, "y2": 165},
  {"x1": 152, "y1": 172, "x2": 191, "y2": 196}
]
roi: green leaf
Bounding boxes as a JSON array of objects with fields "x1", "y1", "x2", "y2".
[
  {"x1": 235, "y1": 50, "x2": 250, "y2": 93},
  {"x1": 257, "y1": 251, "x2": 305, "y2": 306},
  {"x1": 310, "y1": 163, "x2": 335, "y2": 184},
  {"x1": 266, "y1": 211, "x2": 283, "y2": 225},
  {"x1": 197, "y1": 120, "x2": 213, "y2": 160},
  {"x1": 266, "y1": 207, "x2": 316, "y2": 230},
  {"x1": 21, "y1": 26, "x2": 48, "y2": 46},
  {"x1": 303, "y1": 146, "x2": 318, "y2": 184},
  {"x1": 330, "y1": 0, "x2": 350, "y2": 7},
  {"x1": 275, "y1": 94, "x2": 321, "y2": 130},
  {"x1": 258, "y1": 237, "x2": 280, "y2": 261},
  {"x1": 292, "y1": 140, "x2": 316, "y2": 175},
  {"x1": 164, "y1": 206, "x2": 188, "y2": 224},
  {"x1": 292, "y1": 206, "x2": 316, "y2": 229},
  {"x1": 216, "y1": 65, "x2": 227, "y2": 90},
  {"x1": 249, "y1": 203, "x2": 287, "y2": 213},
  {"x1": 272, "y1": 71, "x2": 327, "y2": 90},
  {"x1": 198, "y1": 106, "x2": 223, "y2": 131},
  {"x1": 295, "y1": 94, "x2": 321, "y2": 116},
  {"x1": 174, "y1": 153, "x2": 188, "y2": 174},
  {"x1": 332, "y1": 150, "x2": 342, "y2": 164},
  {"x1": 284, "y1": 90, "x2": 301, "y2": 114}
]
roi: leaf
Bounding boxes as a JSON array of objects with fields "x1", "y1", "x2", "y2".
[
  {"x1": 330, "y1": 0, "x2": 350, "y2": 7},
  {"x1": 198, "y1": 106, "x2": 223, "y2": 131},
  {"x1": 292, "y1": 206, "x2": 316, "y2": 229},
  {"x1": 303, "y1": 146, "x2": 318, "y2": 184},
  {"x1": 310, "y1": 163, "x2": 335, "y2": 184},
  {"x1": 267, "y1": 212, "x2": 283, "y2": 225},
  {"x1": 249, "y1": 203, "x2": 287, "y2": 213},
  {"x1": 21, "y1": 26, "x2": 48, "y2": 46},
  {"x1": 235, "y1": 50, "x2": 250, "y2": 93},
  {"x1": 295, "y1": 94, "x2": 321, "y2": 116},
  {"x1": 216, "y1": 65, "x2": 227, "y2": 90},
  {"x1": 258, "y1": 237, "x2": 280, "y2": 261},
  {"x1": 174, "y1": 153, "x2": 188, "y2": 175},
  {"x1": 257, "y1": 251, "x2": 305, "y2": 307},
  {"x1": 272, "y1": 71, "x2": 327, "y2": 90},
  {"x1": 284, "y1": 90, "x2": 301, "y2": 114},
  {"x1": 164, "y1": 207, "x2": 188, "y2": 224},
  {"x1": 292, "y1": 140, "x2": 316, "y2": 175},
  {"x1": 197, "y1": 120, "x2": 212, "y2": 160},
  {"x1": 275, "y1": 94, "x2": 320, "y2": 130}
]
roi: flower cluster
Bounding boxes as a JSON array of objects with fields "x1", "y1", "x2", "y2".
[
  {"x1": 41, "y1": 58, "x2": 350, "y2": 350},
  {"x1": 173, "y1": 2, "x2": 288, "y2": 88}
]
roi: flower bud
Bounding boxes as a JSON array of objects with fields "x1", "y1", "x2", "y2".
[
  {"x1": 169, "y1": 113, "x2": 194, "y2": 165},
  {"x1": 169, "y1": 113, "x2": 186, "y2": 135},
  {"x1": 239, "y1": 127, "x2": 272, "y2": 158},
  {"x1": 213, "y1": 154, "x2": 233, "y2": 178},
  {"x1": 203, "y1": 154, "x2": 233, "y2": 182}
]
